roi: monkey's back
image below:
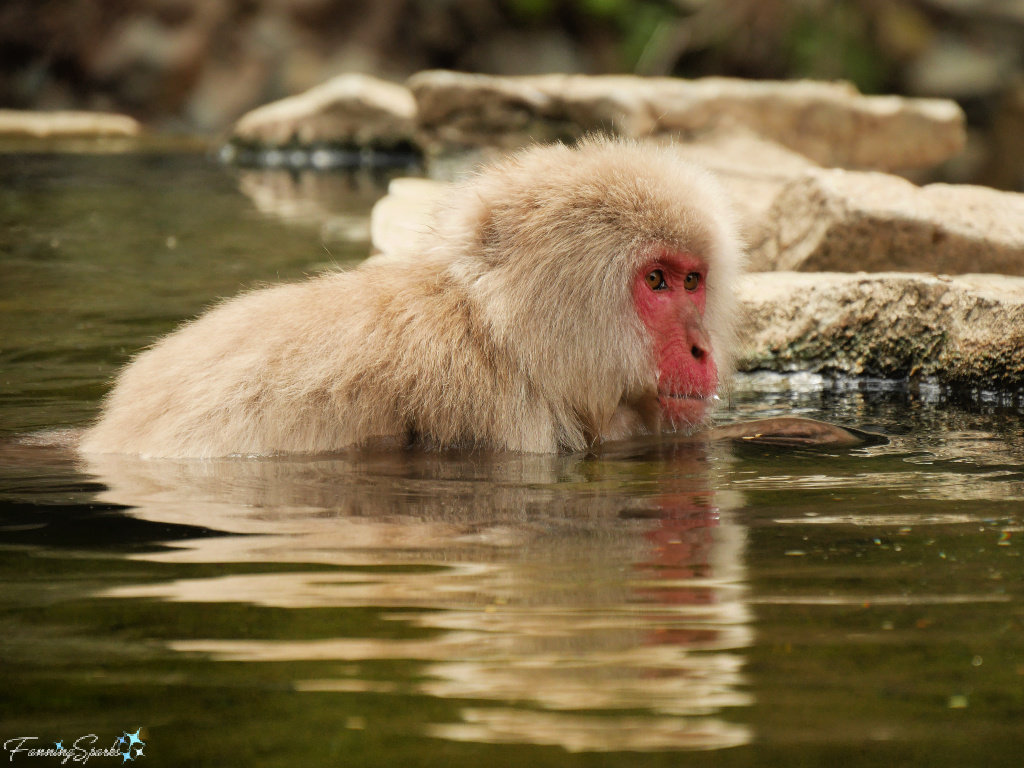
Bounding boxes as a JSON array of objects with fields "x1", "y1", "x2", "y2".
[
  {"x1": 80, "y1": 265, "x2": 408, "y2": 458},
  {"x1": 79, "y1": 257, "x2": 558, "y2": 458}
]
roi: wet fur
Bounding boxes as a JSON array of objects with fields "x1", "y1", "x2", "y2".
[{"x1": 81, "y1": 138, "x2": 744, "y2": 458}]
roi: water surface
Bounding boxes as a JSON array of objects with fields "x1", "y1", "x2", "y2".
[{"x1": 1, "y1": 152, "x2": 1022, "y2": 766}]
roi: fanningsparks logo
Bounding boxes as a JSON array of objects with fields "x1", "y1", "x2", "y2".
[{"x1": 3, "y1": 730, "x2": 145, "y2": 764}]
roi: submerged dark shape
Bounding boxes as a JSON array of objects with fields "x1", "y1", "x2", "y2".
[{"x1": 710, "y1": 417, "x2": 887, "y2": 447}]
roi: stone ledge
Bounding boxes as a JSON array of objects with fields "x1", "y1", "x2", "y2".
[
  {"x1": 408, "y1": 70, "x2": 965, "y2": 171},
  {"x1": 749, "y1": 169, "x2": 1024, "y2": 276},
  {"x1": 232, "y1": 73, "x2": 417, "y2": 148},
  {"x1": 737, "y1": 272, "x2": 1024, "y2": 390},
  {"x1": 0, "y1": 110, "x2": 141, "y2": 138}
]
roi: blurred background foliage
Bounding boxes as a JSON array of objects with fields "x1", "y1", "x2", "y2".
[{"x1": 2, "y1": 0, "x2": 1024, "y2": 186}]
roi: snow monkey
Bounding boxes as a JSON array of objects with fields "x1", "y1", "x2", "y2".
[{"x1": 80, "y1": 138, "x2": 747, "y2": 459}]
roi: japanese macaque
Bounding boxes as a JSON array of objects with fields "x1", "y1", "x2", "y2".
[{"x1": 81, "y1": 137, "x2": 746, "y2": 459}]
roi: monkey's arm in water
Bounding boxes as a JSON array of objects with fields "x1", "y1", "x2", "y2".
[{"x1": 709, "y1": 417, "x2": 887, "y2": 447}]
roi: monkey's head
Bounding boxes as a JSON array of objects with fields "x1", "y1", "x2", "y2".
[{"x1": 436, "y1": 137, "x2": 745, "y2": 445}]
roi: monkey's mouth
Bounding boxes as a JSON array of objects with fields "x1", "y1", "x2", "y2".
[{"x1": 657, "y1": 392, "x2": 715, "y2": 425}]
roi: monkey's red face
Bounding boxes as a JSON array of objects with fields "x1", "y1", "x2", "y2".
[{"x1": 632, "y1": 249, "x2": 718, "y2": 428}]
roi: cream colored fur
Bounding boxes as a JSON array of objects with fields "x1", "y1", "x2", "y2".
[{"x1": 80, "y1": 138, "x2": 744, "y2": 458}]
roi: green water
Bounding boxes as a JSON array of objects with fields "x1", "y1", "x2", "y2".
[{"x1": 1, "y1": 151, "x2": 1022, "y2": 767}]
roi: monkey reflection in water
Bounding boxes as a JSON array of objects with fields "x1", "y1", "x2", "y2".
[
  {"x1": 76, "y1": 439, "x2": 754, "y2": 752},
  {"x1": 80, "y1": 137, "x2": 864, "y2": 459}
]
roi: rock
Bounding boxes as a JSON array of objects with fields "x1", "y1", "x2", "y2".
[
  {"x1": 736, "y1": 272, "x2": 1024, "y2": 390},
  {"x1": 0, "y1": 110, "x2": 141, "y2": 138},
  {"x1": 407, "y1": 71, "x2": 965, "y2": 171},
  {"x1": 232, "y1": 73, "x2": 417, "y2": 148},
  {"x1": 749, "y1": 169, "x2": 1024, "y2": 275}
]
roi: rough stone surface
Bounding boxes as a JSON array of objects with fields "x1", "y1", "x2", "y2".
[
  {"x1": 232, "y1": 73, "x2": 416, "y2": 147},
  {"x1": 0, "y1": 110, "x2": 141, "y2": 138},
  {"x1": 408, "y1": 71, "x2": 965, "y2": 171},
  {"x1": 737, "y1": 272, "x2": 1024, "y2": 390},
  {"x1": 750, "y1": 169, "x2": 1024, "y2": 275}
]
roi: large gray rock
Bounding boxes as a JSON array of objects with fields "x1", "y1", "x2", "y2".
[
  {"x1": 232, "y1": 73, "x2": 416, "y2": 147},
  {"x1": 0, "y1": 110, "x2": 141, "y2": 138},
  {"x1": 737, "y1": 272, "x2": 1024, "y2": 390},
  {"x1": 408, "y1": 71, "x2": 965, "y2": 171},
  {"x1": 750, "y1": 169, "x2": 1024, "y2": 275}
]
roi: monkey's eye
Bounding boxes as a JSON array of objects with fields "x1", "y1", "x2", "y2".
[
  {"x1": 645, "y1": 269, "x2": 667, "y2": 291},
  {"x1": 683, "y1": 272, "x2": 701, "y2": 291}
]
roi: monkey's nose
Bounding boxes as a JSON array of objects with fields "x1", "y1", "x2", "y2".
[{"x1": 688, "y1": 330, "x2": 712, "y2": 364}]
